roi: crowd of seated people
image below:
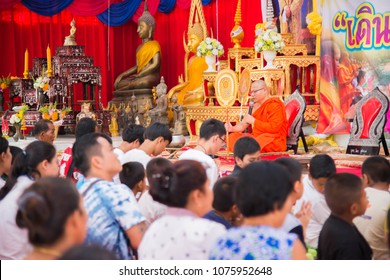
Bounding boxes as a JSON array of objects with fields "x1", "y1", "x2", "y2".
[{"x1": 0, "y1": 112, "x2": 390, "y2": 260}]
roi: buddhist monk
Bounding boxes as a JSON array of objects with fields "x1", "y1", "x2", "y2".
[{"x1": 225, "y1": 80, "x2": 288, "y2": 153}]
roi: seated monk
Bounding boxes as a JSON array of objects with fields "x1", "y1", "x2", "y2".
[
  {"x1": 225, "y1": 80, "x2": 288, "y2": 153},
  {"x1": 168, "y1": 18, "x2": 208, "y2": 105},
  {"x1": 114, "y1": 4, "x2": 161, "y2": 91}
]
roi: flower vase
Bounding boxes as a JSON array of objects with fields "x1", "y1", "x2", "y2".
[
  {"x1": 205, "y1": 55, "x2": 217, "y2": 72},
  {"x1": 263, "y1": 50, "x2": 277, "y2": 69},
  {"x1": 13, "y1": 125, "x2": 21, "y2": 142},
  {"x1": 54, "y1": 124, "x2": 59, "y2": 140}
]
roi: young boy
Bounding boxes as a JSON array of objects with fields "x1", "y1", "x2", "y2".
[
  {"x1": 353, "y1": 156, "x2": 390, "y2": 259},
  {"x1": 119, "y1": 162, "x2": 147, "y2": 200},
  {"x1": 275, "y1": 157, "x2": 312, "y2": 247},
  {"x1": 120, "y1": 122, "x2": 172, "y2": 167},
  {"x1": 203, "y1": 176, "x2": 241, "y2": 229},
  {"x1": 294, "y1": 154, "x2": 336, "y2": 248},
  {"x1": 230, "y1": 136, "x2": 261, "y2": 177},
  {"x1": 114, "y1": 124, "x2": 145, "y2": 158},
  {"x1": 318, "y1": 173, "x2": 371, "y2": 260}
]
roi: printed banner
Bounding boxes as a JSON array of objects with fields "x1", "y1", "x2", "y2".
[{"x1": 317, "y1": 0, "x2": 390, "y2": 134}]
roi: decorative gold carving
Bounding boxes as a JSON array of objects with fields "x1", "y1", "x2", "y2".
[
  {"x1": 215, "y1": 69, "x2": 238, "y2": 107},
  {"x1": 237, "y1": 58, "x2": 264, "y2": 71},
  {"x1": 202, "y1": 72, "x2": 217, "y2": 83},
  {"x1": 279, "y1": 44, "x2": 307, "y2": 56},
  {"x1": 249, "y1": 69, "x2": 285, "y2": 97},
  {"x1": 281, "y1": 33, "x2": 294, "y2": 44},
  {"x1": 238, "y1": 68, "x2": 251, "y2": 105},
  {"x1": 186, "y1": 106, "x2": 247, "y2": 122},
  {"x1": 230, "y1": 0, "x2": 244, "y2": 49},
  {"x1": 228, "y1": 47, "x2": 256, "y2": 71}
]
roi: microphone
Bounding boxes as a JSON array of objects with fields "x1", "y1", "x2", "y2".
[
  {"x1": 244, "y1": 99, "x2": 254, "y2": 133},
  {"x1": 248, "y1": 98, "x2": 254, "y2": 115}
]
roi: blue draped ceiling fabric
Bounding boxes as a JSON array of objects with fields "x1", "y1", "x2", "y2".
[{"x1": 0, "y1": 0, "x2": 264, "y2": 107}]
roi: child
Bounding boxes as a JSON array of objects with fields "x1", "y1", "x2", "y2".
[
  {"x1": 353, "y1": 156, "x2": 390, "y2": 259},
  {"x1": 318, "y1": 173, "x2": 372, "y2": 260},
  {"x1": 230, "y1": 136, "x2": 261, "y2": 177},
  {"x1": 294, "y1": 154, "x2": 336, "y2": 248},
  {"x1": 119, "y1": 162, "x2": 147, "y2": 200},
  {"x1": 203, "y1": 176, "x2": 241, "y2": 229},
  {"x1": 275, "y1": 157, "x2": 312, "y2": 247}
]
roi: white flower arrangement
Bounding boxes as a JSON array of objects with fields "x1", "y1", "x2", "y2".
[
  {"x1": 197, "y1": 37, "x2": 224, "y2": 57},
  {"x1": 9, "y1": 114, "x2": 21, "y2": 125},
  {"x1": 254, "y1": 29, "x2": 285, "y2": 52},
  {"x1": 33, "y1": 76, "x2": 50, "y2": 91},
  {"x1": 9, "y1": 104, "x2": 29, "y2": 125}
]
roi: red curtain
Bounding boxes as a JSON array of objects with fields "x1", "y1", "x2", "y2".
[{"x1": 0, "y1": 2, "x2": 262, "y2": 109}]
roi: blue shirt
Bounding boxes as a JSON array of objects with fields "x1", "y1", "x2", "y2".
[
  {"x1": 210, "y1": 225, "x2": 297, "y2": 260},
  {"x1": 78, "y1": 178, "x2": 145, "y2": 260}
]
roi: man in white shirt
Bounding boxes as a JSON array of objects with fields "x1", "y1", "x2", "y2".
[
  {"x1": 113, "y1": 124, "x2": 145, "y2": 158},
  {"x1": 179, "y1": 118, "x2": 226, "y2": 189}
]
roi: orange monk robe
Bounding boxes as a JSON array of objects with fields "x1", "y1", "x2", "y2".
[
  {"x1": 136, "y1": 41, "x2": 161, "y2": 73},
  {"x1": 177, "y1": 56, "x2": 208, "y2": 104},
  {"x1": 337, "y1": 63, "x2": 356, "y2": 114},
  {"x1": 228, "y1": 98, "x2": 288, "y2": 153}
]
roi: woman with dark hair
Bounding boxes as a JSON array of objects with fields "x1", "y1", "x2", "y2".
[
  {"x1": 16, "y1": 177, "x2": 87, "y2": 259},
  {"x1": 0, "y1": 141, "x2": 59, "y2": 259},
  {"x1": 0, "y1": 137, "x2": 12, "y2": 189},
  {"x1": 209, "y1": 161, "x2": 307, "y2": 260},
  {"x1": 138, "y1": 159, "x2": 226, "y2": 259}
]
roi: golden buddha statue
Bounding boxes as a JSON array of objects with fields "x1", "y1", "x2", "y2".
[
  {"x1": 114, "y1": 3, "x2": 161, "y2": 92},
  {"x1": 167, "y1": 0, "x2": 208, "y2": 106}
]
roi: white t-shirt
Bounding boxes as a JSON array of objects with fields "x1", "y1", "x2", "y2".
[
  {"x1": 113, "y1": 148, "x2": 124, "y2": 159},
  {"x1": 138, "y1": 207, "x2": 226, "y2": 260},
  {"x1": 120, "y1": 148, "x2": 151, "y2": 167},
  {"x1": 178, "y1": 149, "x2": 219, "y2": 189},
  {"x1": 354, "y1": 187, "x2": 390, "y2": 260},
  {"x1": 294, "y1": 175, "x2": 330, "y2": 248},
  {"x1": 137, "y1": 190, "x2": 167, "y2": 227},
  {"x1": 0, "y1": 176, "x2": 34, "y2": 259}
]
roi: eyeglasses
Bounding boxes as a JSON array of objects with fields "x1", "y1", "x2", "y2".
[
  {"x1": 218, "y1": 136, "x2": 226, "y2": 143},
  {"x1": 250, "y1": 88, "x2": 264, "y2": 94}
]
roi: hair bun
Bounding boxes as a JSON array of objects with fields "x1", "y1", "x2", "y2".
[
  {"x1": 16, "y1": 191, "x2": 49, "y2": 227},
  {"x1": 151, "y1": 173, "x2": 171, "y2": 189}
]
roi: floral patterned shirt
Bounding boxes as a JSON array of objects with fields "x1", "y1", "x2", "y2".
[
  {"x1": 78, "y1": 178, "x2": 145, "y2": 260},
  {"x1": 209, "y1": 225, "x2": 297, "y2": 260}
]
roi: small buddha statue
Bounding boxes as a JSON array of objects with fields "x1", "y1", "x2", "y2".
[
  {"x1": 148, "y1": 77, "x2": 168, "y2": 125},
  {"x1": 172, "y1": 95, "x2": 188, "y2": 135},
  {"x1": 76, "y1": 102, "x2": 96, "y2": 123},
  {"x1": 109, "y1": 112, "x2": 119, "y2": 137},
  {"x1": 124, "y1": 103, "x2": 134, "y2": 124},
  {"x1": 64, "y1": 19, "x2": 77, "y2": 46},
  {"x1": 114, "y1": 3, "x2": 161, "y2": 92},
  {"x1": 167, "y1": 10, "x2": 208, "y2": 106}
]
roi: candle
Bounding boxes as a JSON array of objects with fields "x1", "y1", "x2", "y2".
[
  {"x1": 46, "y1": 44, "x2": 52, "y2": 77},
  {"x1": 23, "y1": 49, "x2": 29, "y2": 79}
]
